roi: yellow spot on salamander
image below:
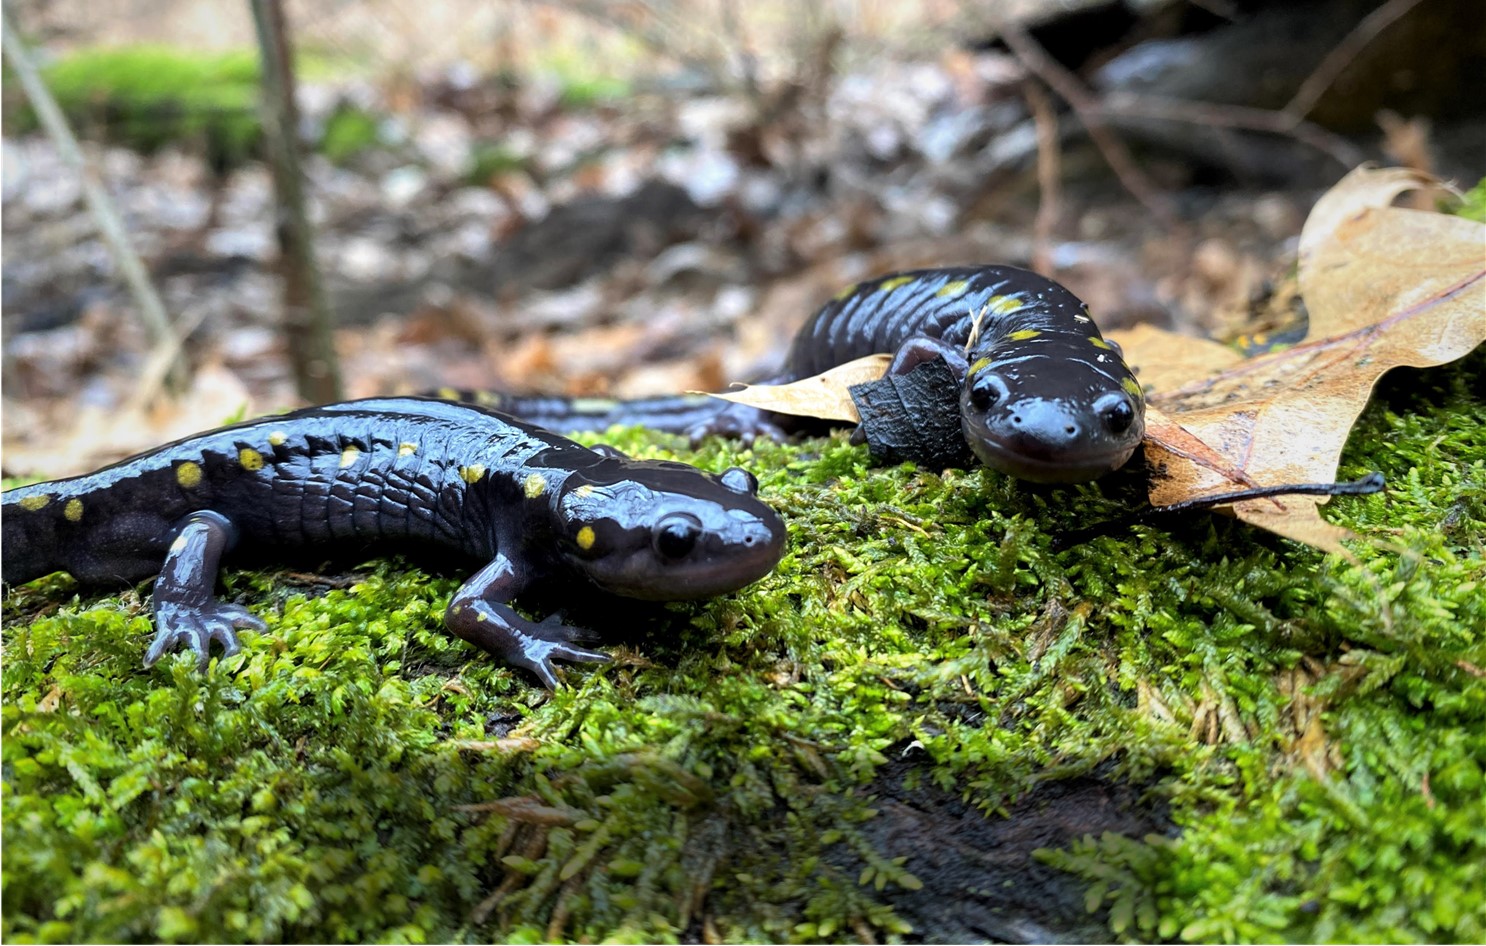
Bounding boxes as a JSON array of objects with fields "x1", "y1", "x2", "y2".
[
  {"x1": 524, "y1": 473, "x2": 547, "y2": 499},
  {"x1": 576, "y1": 525, "x2": 595, "y2": 550},
  {"x1": 878, "y1": 275, "x2": 915, "y2": 293},
  {"x1": 476, "y1": 612, "x2": 488, "y2": 622},
  {"x1": 339, "y1": 446, "x2": 361, "y2": 468},
  {"x1": 170, "y1": 534, "x2": 188, "y2": 554},
  {"x1": 833, "y1": 281, "x2": 859, "y2": 301},
  {"x1": 968, "y1": 357, "x2": 993, "y2": 374},
  {"x1": 459, "y1": 464, "x2": 487, "y2": 484},
  {"x1": 64, "y1": 499, "x2": 84, "y2": 522},
  {"x1": 575, "y1": 484, "x2": 594, "y2": 497},
  {"x1": 1087, "y1": 336, "x2": 1112, "y2": 350},
  {"x1": 1007, "y1": 328, "x2": 1042, "y2": 341},
  {"x1": 398, "y1": 442, "x2": 418, "y2": 457},
  {"x1": 177, "y1": 461, "x2": 203, "y2": 488},
  {"x1": 437, "y1": 386, "x2": 460, "y2": 400},
  {"x1": 935, "y1": 280, "x2": 969, "y2": 298},
  {"x1": 268, "y1": 430, "x2": 287, "y2": 447},
  {"x1": 18, "y1": 494, "x2": 49, "y2": 511},
  {"x1": 1122, "y1": 377, "x2": 1144, "y2": 399},
  {"x1": 474, "y1": 390, "x2": 502, "y2": 406},
  {"x1": 569, "y1": 397, "x2": 619, "y2": 414},
  {"x1": 987, "y1": 294, "x2": 1024, "y2": 316},
  {"x1": 239, "y1": 447, "x2": 265, "y2": 471}
]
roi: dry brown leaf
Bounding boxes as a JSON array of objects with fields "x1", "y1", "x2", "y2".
[
  {"x1": 1124, "y1": 166, "x2": 1486, "y2": 553},
  {"x1": 1, "y1": 361, "x2": 255, "y2": 479},
  {"x1": 1106, "y1": 322, "x2": 1243, "y2": 395},
  {"x1": 705, "y1": 354, "x2": 891, "y2": 422}
]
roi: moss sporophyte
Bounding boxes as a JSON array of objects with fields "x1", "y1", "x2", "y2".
[{"x1": 3, "y1": 346, "x2": 1482, "y2": 941}]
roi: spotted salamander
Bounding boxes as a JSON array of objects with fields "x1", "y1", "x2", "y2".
[
  {"x1": 450, "y1": 266, "x2": 1145, "y2": 483},
  {"x1": 1, "y1": 397, "x2": 786, "y2": 686}
]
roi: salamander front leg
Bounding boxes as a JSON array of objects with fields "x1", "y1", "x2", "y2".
[
  {"x1": 850, "y1": 335, "x2": 972, "y2": 446},
  {"x1": 445, "y1": 553, "x2": 609, "y2": 688},
  {"x1": 145, "y1": 510, "x2": 266, "y2": 670},
  {"x1": 886, "y1": 334, "x2": 970, "y2": 378}
]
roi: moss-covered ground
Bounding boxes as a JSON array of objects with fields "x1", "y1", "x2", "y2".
[
  {"x1": 2, "y1": 43, "x2": 632, "y2": 172},
  {"x1": 3, "y1": 348, "x2": 1483, "y2": 942}
]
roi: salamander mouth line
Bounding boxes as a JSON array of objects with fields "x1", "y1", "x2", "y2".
[{"x1": 972, "y1": 434, "x2": 1136, "y2": 480}]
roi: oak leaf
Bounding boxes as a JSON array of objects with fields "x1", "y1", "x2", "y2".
[
  {"x1": 1112, "y1": 167, "x2": 1486, "y2": 553},
  {"x1": 705, "y1": 354, "x2": 890, "y2": 422}
]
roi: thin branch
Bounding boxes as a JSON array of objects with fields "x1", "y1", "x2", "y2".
[
  {"x1": 1097, "y1": 93, "x2": 1366, "y2": 168},
  {"x1": 120, "y1": 305, "x2": 212, "y2": 417},
  {"x1": 249, "y1": 0, "x2": 342, "y2": 402},
  {"x1": 986, "y1": 11, "x2": 1181, "y2": 230},
  {"x1": 1023, "y1": 80, "x2": 1062, "y2": 277},
  {"x1": 1283, "y1": 0, "x2": 1424, "y2": 123},
  {"x1": 2, "y1": 1, "x2": 186, "y2": 390},
  {"x1": 1053, "y1": 473, "x2": 1386, "y2": 549}
]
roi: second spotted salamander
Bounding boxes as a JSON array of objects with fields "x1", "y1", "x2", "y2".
[
  {"x1": 451, "y1": 266, "x2": 1146, "y2": 483},
  {"x1": 2, "y1": 397, "x2": 786, "y2": 686}
]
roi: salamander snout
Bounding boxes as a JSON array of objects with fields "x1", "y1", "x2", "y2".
[
  {"x1": 988, "y1": 398, "x2": 1090, "y2": 454},
  {"x1": 961, "y1": 378, "x2": 1144, "y2": 483},
  {"x1": 557, "y1": 471, "x2": 786, "y2": 601}
]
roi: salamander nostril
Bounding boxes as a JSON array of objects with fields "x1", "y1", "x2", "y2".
[{"x1": 1064, "y1": 424, "x2": 1076, "y2": 435}]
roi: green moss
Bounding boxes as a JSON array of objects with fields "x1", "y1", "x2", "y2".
[
  {"x1": 1455, "y1": 177, "x2": 1486, "y2": 223},
  {"x1": 6, "y1": 46, "x2": 263, "y2": 167},
  {"x1": 2, "y1": 45, "x2": 393, "y2": 169},
  {"x1": 318, "y1": 105, "x2": 384, "y2": 166},
  {"x1": 465, "y1": 143, "x2": 528, "y2": 186},
  {"x1": 533, "y1": 47, "x2": 634, "y2": 109},
  {"x1": 4, "y1": 350, "x2": 1483, "y2": 942}
]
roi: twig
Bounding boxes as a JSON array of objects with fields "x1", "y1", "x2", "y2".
[
  {"x1": 121, "y1": 305, "x2": 212, "y2": 417},
  {"x1": 249, "y1": 0, "x2": 342, "y2": 402},
  {"x1": 986, "y1": 11, "x2": 1181, "y2": 231},
  {"x1": 1053, "y1": 472, "x2": 1386, "y2": 549},
  {"x1": 2, "y1": 1, "x2": 186, "y2": 391},
  {"x1": 1097, "y1": 93, "x2": 1366, "y2": 168},
  {"x1": 1095, "y1": 0, "x2": 1419, "y2": 171},
  {"x1": 1023, "y1": 80, "x2": 1062, "y2": 276},
  {"x1": 1283, "y1": 0, "x2": 1425, "y2": 123}
]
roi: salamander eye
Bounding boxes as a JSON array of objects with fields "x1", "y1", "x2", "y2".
[
  {"x1": 1096, "y1": 393, "x2": 1136, "y2": 434},
  {"x1": 653, "y1": 513, "x2": 702, "y2": 560},
  {"x1": 967, "y1": 372, "x2": 1010, "y2": 410},
  {"x1": 720, "y1": 467, "x2": 758, "y2": 495}
]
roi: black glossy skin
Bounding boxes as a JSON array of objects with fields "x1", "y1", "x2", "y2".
[
  {"x1": 460, "y1": 266, "x2": 1145, "y2": 482},
  {"x1": 2, "y1": 397, "x2": 786, "y2": 686}
]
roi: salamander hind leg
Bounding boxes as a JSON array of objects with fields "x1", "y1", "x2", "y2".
[
  {"x1": 445, "y1": 554, "x2": 609, "y2": 688},
  {"x1": 684, "y1": 402, "x2": 791, "y2": 446},
  {"x1": 144, "y1": 511, "x2": 266, "y2": 670}
]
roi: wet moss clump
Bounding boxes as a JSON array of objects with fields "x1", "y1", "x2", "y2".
[
  {"x1": 6, "y1": 46, "x2": 263, "y2": 169},
  {"x1": 3, "y1": 45, "x2": 389, "y2": 169},
  {"x1": 3, "y1": 348, "x2": 1483, "y2": 942}
]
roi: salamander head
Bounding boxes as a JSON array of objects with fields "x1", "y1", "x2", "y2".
[
  {"x1": 959, "y1": 342, "x2": 1145, "y2": 483},
  {"x1": 553, "y1": 462, "x2": 785, "y2": 600}
]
